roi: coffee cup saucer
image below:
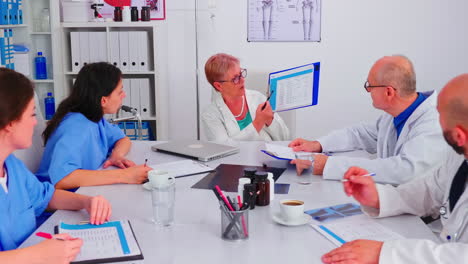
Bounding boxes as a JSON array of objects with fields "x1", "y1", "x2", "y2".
[{"x1": 272, "y1": 212, "x2": 311, "y2": 226}]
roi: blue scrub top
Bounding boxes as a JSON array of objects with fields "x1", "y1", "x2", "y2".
[
  {"x1": 36, "y1": 112, "x2": 126, "y2": 185},
  {"x1": 0, "y1": 154, "x2": 55, "y2": 251}
]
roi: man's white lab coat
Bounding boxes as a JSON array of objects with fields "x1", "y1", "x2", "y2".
[
  {"x1": 362, "y1": 147, "x2": 468, "y2": 263},
  {"x1": 318, "y1": 91, "x2": 446, "y2": 184},
  {"x1": 201, "y1": 89, "x2": 290, "y2": 143}
]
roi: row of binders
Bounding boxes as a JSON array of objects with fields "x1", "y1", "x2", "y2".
[
  {"x1": 0, "y1": 28, "x2": 14, "y2": 69},
  {"x1": 121, "y1": 78, "x2": 153, "y2": 119},
  {"x1": 70, "y1": 31, "x2": 150, "y2": 73},
  {"x1": 0, "y1": 0, "x2": 23, "y2": 25}
]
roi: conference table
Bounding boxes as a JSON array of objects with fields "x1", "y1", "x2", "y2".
[{"x1": 22, "y1": 141, "x2": 438, "y2": 263}]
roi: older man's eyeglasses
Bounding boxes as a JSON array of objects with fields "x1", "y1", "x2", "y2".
[
  {"x1": 364, "y1": 81, "x2": 394, "y2": 92},
  {"x1": 217, "y1": 69, "x2": 247, "y2": 85}
]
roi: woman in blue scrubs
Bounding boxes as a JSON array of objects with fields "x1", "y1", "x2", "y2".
[
  {"x1": 37, "y1": 62, "x2": 151, "y2": 189},
  {"x1": 0, "y1": 68, "x2": 111, "y2": 262}
]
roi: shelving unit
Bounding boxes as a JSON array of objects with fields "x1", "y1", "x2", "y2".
[{"x1": 48, "y1": 0, "x2": 169, "y2": 140}]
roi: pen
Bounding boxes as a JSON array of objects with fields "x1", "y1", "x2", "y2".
[
  {"x1": 341, "y1": 172, "x2": 376, "y2": 182},
  {"x1": 215, "y1": 185, "x2": 235, "y2": 211},
  {"x1": 261, "y1": 90, "x2": 275, "y2": 110},
  {"x1": 144, "y1": 158, "x2": 148, "y2": 167},
  {"x1": 36, "y1": 232, "x2": 65, "y2": 241}
]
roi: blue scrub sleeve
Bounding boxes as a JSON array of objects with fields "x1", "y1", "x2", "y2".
[
  {"x1": 47, "y1": 133, "x2": 86, "y2": 185},
  {"x1": 18, "y1": 158, "x2": 55, "y2": 216},
  {"x1": 103, "y1": 119, "x2": 126, "y2": 150}
]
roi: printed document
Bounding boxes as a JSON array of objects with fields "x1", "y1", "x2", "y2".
[
  {"x1": 310, "y1": 214, "x2": 404, "y2": 247},
  {"x1": 149, "y1": 159, "x2": 214, "y2": 178}
]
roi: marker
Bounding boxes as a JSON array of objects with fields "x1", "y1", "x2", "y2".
[
  {"x1": 36, "y1": 232, "x2": 65, "y2": 241},
  {"x1": 261, "y1": 90, "x2": 275, "y2": 110},
  {"x1": 341, "y1": 172, "x2": 376, "y2": 182}
]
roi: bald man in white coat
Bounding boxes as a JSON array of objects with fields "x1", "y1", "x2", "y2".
[{"x1": 322, "y1": 73, "x2": 468, "y2": 264}]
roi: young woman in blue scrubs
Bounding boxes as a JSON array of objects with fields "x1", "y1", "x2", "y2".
[
  {"x1": 36, "y1": 62, "x2": 151, "y2": 189},
  {"x1": 0, "y1": 68, "x2": 111, "y2": 262}
]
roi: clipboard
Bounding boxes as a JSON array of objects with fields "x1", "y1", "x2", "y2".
[
  {"x1": 268, "y1": 62, "x2": 320, "y2": 112},
  {"x1": 260, "y1": 150, "x2": 292, "y2": 161},
  {"x1": 54, "y1": 220, "x2": 143, "y2": 264}
]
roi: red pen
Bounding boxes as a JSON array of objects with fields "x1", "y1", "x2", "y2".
[
  {"x1": 215, "y1": 185, "x2": 234, "y2": 211},
  {"x1": 36, "y1": 232, "x2": 65, "y2": 241}
]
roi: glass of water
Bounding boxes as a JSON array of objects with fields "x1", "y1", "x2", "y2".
[
  {"x1": 294, "y1": 152, "x2": 316, "y2": 184},
  {"x1": 151, "y1": 179, "x2": 175, "y2": 226}
]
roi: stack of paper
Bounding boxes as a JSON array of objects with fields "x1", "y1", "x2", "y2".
[{"x1": 148, "y1": 159, "x2": 214, "y2": 178}]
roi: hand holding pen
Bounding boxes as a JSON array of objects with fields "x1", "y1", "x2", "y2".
[
  {"x1": 261, "y1": 90, "x2": 275, "y2": 110},
  {"x1": 342, "y1": 167, "x2": 380, "y2": 209}
]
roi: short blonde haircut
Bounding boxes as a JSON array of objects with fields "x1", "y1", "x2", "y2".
[{"x1": 205, "y1": 53, "x2": 239, "y2": 87}]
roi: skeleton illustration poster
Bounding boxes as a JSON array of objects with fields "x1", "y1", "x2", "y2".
[{"x1": 248, "y1": 0, "x2": 321, "y2": 42}]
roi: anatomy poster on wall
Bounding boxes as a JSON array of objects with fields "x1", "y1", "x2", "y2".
[{"x1": 248, "y1": 0, "x2": 321, "y2": 42}]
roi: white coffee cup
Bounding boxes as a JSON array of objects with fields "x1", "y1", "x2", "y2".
[
  {"x1": 148, "y1": 170, "x2": 175, "y2": 187},
  {"x1": 279, "y1": 199, "x2": 305, "y2": 222}
]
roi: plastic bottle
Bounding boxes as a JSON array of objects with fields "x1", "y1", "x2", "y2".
[
  {"x1": 114, "y1": 7, "x2": 122, "y2": 22},
  {"x1": 267, "y1": 172, "x2": 275, "y2": 202},
  {"x1": 122, "y1": 6, "x2": 131, "y2": 22},
  {"x1": 131, "y1": 6, "x2": 139, "y2": 21},
  {"x1": 243, "y1": 167, "x2": 257, "y2": 182},
  {"x1": 243, "y1": 184, "x2": 256, "y2": 210},
  {"x1": 35, "y1": 52, "x2": 47, "y2": 79},
  {"x1": 44, "y1": 92, "x2": 55, "y2": 120},
  {"x1": 237, "y1": 177, "x2": 251, "y2": 199},
  {"x1": 255, "y1": 172, "x2": 270, "y2": 206},
  {"x1": 141, "y1": 6, "x2": 151, "y2": 21}
]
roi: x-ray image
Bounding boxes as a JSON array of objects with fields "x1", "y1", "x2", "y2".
[{"x1": 248, "y1": 0, "x2": 322, "y2": 42}]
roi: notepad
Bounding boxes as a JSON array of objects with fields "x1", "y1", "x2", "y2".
[
  {"x1": 310, "y1": 214, "x2": 404, "y2": 247},
  {"x1": 148, "y1": 159, "x2": 214, "y2": 178},
  {"x1": 261, "y1": 143, "x2": 309, "y2": 160},
  {"x1": 55, "y1": 220, "x2": 143, "y2": 264}
]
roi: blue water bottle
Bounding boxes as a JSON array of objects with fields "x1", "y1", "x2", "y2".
[
  {"x1": 35, "y1": 52, "x2": 47, "y2": 79},
  {"x1": 44, "y1": 92, "x2": 55, "y2": 120}
]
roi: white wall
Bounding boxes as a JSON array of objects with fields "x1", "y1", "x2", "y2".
[{"x1": 166, "y1": 0, "x2": 468, "y2": 140}]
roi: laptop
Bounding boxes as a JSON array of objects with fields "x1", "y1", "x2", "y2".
[{"x1": 151, "y1": 140, "x2": 239, "y2": 162}]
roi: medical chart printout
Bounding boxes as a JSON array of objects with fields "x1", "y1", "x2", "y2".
[
  {"x1": 269, "y1": 63, "x2": 318, "y2": 112},
  {"x1": 310, "y1": 214, "x2": 404, "y2": 247},
  {"x1": 57, "y1": 220, "x2": 142, "y2": 263}
]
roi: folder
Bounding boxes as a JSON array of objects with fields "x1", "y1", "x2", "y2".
[
  {"x1": 88, "y1": 32, "x2": 106, "y2": 63},
  {"x1": 139, "y1": 78, "x2": 151, "y2": 118},
  {"x1": 122, "y1": 78, "x2": 132, "y2": 117},
  {"x1": 130, "y1": 78, "x2": 140, "y2": 114},
  {"x1": 70, "y1": 32, "x2": 81, "y2": 72},
  {"x1": 137, "y1": 31, "x2": 149, "y2": 72},
  {"x1": 6, "y1": 28, "x2": 13, "y2": 69},
  {"x1": 79, "y1": 31, "x2": 90, "y2": 68},
  {"x1": 128, "y1": 31, "x2": 139, "y2": 72},
  {"x1": 11, "y1": 0, "x2": 17, "y2": 24},
  {"x1": 118, "y1": 31, "x2": 130, "y2": 72},
  {"x1": 6, "y1": 0, "x2": 12, "y2": 24},
  {"x1": 109, "y1": 31, "x2": 120, "y2": 68},
  {"x1": 0, "y1": 30, "x2": 6, "y2": 66},
  {"x1": 0, "y1": 0, "x2": 7, "y2": 25},
  {"x1": 17, "y1": 0, "x2": 22, "y2": 24}
]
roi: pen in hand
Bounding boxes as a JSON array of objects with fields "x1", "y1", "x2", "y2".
[
  {"x1": 36, "y1": 232, "x2": 65, "y2": 241},
  {"x1": 341, "y1": 172, "x2": 376, "y2": 182},
  {"x1": 261, "y1": 90, "x2": 275, "y2": 110}
]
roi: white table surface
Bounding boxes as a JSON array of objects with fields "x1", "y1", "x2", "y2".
[{"x1": 22, "y1": 141, "x2": 438, "y2": 264}]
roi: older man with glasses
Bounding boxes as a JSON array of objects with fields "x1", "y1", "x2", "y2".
[
  {"x1": 289, "y1": 55, "x2": 447, "y2": 184},
  {"x1": 202, "y1": 53, "x2": 289, "y2": 143}
]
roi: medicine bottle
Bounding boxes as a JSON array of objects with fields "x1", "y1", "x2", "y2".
[
  {"x1": 131, "y1": 6, "x2": 139, "y2": 21},
  {"x1": 255, "y1": 172, "x2": 270, "y2": 206},
  {"x1": 243, "y1": 167, "x2": 257, "y2": 182},
  {"x1": 141, "y1": 6, "x2": 151, "y2": 21},
  {"x1": 243, "y1": 184, "x2": 256, "y2": 210},
  {"x1": 114, "y1": 7, "x2": 122, "y2": 21},
  {"x1": 238, "y1": 177, "x2": 251, "y2": 199},
  {"x1": 267, "y1": 172, "x2": 274, "y2": 201}
]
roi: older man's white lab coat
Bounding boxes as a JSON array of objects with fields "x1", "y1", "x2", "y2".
[
  {"x1": 318, "y1": 90, "x2": 446, "y2": 184},
  {"x1": 361, "y1": 148, "x2": 468, "y2": 263},
  {"x1": 201, "y1": 89, "x2": 290, "y2": 143}
]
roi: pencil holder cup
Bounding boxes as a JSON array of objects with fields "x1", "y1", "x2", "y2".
[{"x1": 220, "y1": 207, "x2": 249, "y2": 241}]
